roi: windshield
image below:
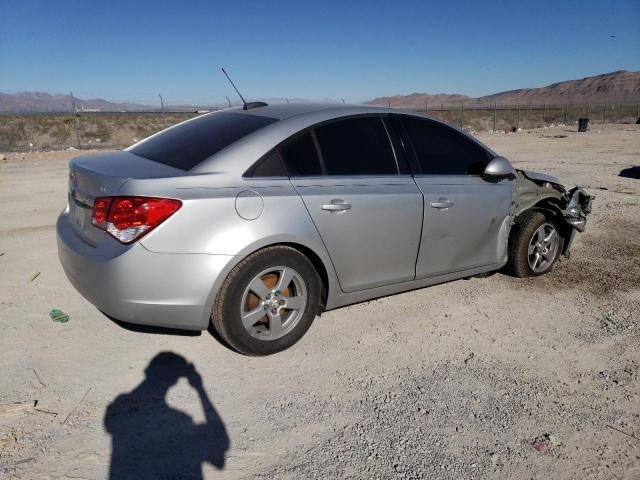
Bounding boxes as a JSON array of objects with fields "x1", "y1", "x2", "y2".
[{"x1": 128, "y1": 111, "x2": 278, "y2": 170}]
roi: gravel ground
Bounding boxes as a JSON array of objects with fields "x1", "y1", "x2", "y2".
[{"x1": 0, "y1": 124, "x2": 638, "y2": 479}]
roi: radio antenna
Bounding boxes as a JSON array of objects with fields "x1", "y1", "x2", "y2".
[{"x1": 221, "y1": 68, "x2": 247, "y2": 106}]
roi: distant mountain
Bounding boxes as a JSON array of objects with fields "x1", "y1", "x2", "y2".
[
  {"x1": 366, "y1": 70, "x2": 640, "y2": 108},
  {"x1": 367, "y1": 92, "x2": 473, "y2": 109},
  {"x1": 0, "y1": 92, "x2": 156, "y2": 113}
]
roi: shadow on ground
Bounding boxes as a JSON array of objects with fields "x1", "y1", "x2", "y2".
[
  {"x1": 619, "y1": 166, "x2": 640, "y2": 179},
  {"x1": 104, "y1": 352, "x2": 229, "y2": 479}
]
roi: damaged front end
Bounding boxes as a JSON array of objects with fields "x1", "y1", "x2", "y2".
[
  {"x1": 512, "y1": 169, "x2": 593, "y2": 254},
  {"x1": 562, "y1": 186, "x2": 593, "y2": 232}
]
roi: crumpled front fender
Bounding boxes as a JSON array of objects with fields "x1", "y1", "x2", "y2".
[{"x1": 562, "y1": 187, "x2": 593, "y2": 232}]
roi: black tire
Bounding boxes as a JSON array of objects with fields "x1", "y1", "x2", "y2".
[
  {"x1": 211, "y1": 246, "x2": 321, "y2": 356},
  {"x1": 506, "y1": 210, "x2": 564, "y2": 278}
]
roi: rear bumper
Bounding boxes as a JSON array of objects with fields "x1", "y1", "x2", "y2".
[{"x1": 57, "y1": 211, "x2": 236, "y2": 330}]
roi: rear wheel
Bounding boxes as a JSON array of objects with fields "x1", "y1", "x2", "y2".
[
  {"x1": 507, "y1": 211, "x2": 563, "y2": 278},
  {"x1": 211, "y1": 246, "x2": 321, "y2": 356}
]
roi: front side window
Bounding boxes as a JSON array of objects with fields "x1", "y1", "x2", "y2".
[
  {"x1": 314, "y1": 117, "x2": 397, "y2": 176},
  {"x1": 400, "y1": 117, "x2": 491, "y2": 175},
  {"x1": 129, "y1": 112, "x2": 278, "y2": 171}
]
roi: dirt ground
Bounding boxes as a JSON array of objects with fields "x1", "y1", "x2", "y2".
[{"x1": 0, "y1": 124, "x2": 638, "y2": 479}]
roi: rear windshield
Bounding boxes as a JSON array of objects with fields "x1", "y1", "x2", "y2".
[{"x1": 128, "y1": 112, "x2": 278, "y2": 170}]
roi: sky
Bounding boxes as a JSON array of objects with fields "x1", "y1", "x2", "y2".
[{"x1": 1, "y1": 0, "x2": 639, "y2": 105}]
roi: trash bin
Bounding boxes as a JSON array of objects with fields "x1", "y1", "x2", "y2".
[{"x1": 578, "y1": 118, "x2": 589, "y2": 132}]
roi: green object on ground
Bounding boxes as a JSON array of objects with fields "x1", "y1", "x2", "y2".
[{"x1": 49, "y1": 309, "x2": 69, "y2": 323}]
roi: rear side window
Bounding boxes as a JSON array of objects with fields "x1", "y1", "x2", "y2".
[
  {"x1": 401, "y1": 117, "x2": 490, "y2": 175},
  {"x1": 314, "y1": 117, "x2": 397, "y2": 175},
  {"x1": 245, "y1": 150, "x2": 287, "y2": 177},
  {"x1": 129, "y1": 112, "x2": 278, "y2": 170},
  {"x1": 279, "y1": 132, "x2": 323, "y2": 176}
]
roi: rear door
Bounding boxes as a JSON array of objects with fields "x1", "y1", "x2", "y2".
[
  {"x1": 283, "y1": 116, "x2": 423, "y2": 293},
  {"x1": 396, "y1": 115, "x2": 512, "y2": 278}
]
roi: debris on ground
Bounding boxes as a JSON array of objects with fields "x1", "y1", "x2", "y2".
[
  {"x1": 0, "y1": 433, "x2": 17, "y2": 448},
  {"x1": 49, "y1": 309, "x2": 69, "y2": 323},
  {"x1": 532, "y1": 433, "x2": 560, "y2": 454},
  {"x1": 32, "y1": 369, "x2": 47, "y2": 388},
  {"x1": 464, "y1": 352, "x2": 475, "y2": 365},
  {"x1": 0, "y1": 401, "x2": 57, "y2": 417},
  {"x1": 28, "y1": 271, "x2": 41, "y2": 282}
]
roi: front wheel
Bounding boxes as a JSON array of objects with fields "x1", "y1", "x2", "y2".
[
  {"x1": 211, "y1": 246, "x2": 321, "y2": 356},
  {"x1": 506, "y1": 211, "x2": 564, "y2": 278}
]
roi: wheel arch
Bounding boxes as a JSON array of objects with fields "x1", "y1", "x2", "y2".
[
  {"x1": 202, "y1": 237, "x2": 335, "y2": 329},
  {"x1": 515, "y1": 197, "x2": 572, "y2": 254}
]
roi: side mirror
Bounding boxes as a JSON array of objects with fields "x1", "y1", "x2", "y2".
[{"x1": 483, "y1": 156, "x2": 514, "y2": 178}]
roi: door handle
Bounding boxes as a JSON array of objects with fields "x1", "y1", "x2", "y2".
[
  {"x1": 430, "y1": 198, "x2": 454, "y2": 209},
  {"x1": 322, "y1": 200, "x2": 352, "y2": 212}
]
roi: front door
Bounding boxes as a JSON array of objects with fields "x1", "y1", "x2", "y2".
[{"x1": 396, "y1": 115, "x2": 512, "y2": 278}]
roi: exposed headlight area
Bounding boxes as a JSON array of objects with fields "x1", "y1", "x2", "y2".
[{"x1": 92, "y1": 196, "x2": 182, "y2": 244}]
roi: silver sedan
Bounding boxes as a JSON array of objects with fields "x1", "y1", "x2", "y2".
[{"x1": 57, "y1": 103, "x2": 592, "y2": 355}]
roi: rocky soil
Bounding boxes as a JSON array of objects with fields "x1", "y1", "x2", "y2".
[{"x1": 0, "y1": 124, "x2": 638, "y2": 479}]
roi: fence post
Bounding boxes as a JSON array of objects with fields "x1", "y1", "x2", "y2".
[
  {"x1": 516, "y1": 105, "x2": 520, "y2": 130},
  {"x1": 619, "y1": 104, "x2": 622, "y2": 123},
  {"x1": 158, "y1": 93, "x2": 166, "y2": 127},
  {"x1": 69, "y1": 91, "x2": 81, "y2": 149},
  {"x1": 460, "y1": 104, "x2": 464, "y2": 129},
  {"x1": 542, "y1": 103, "x2": 546, "y2": 126},
  {"x1": 493, "y1": 103, "x2": 497, "y2": 131}
]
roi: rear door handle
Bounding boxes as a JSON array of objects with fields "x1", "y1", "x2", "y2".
[
  {"x1": 430, "y1": 198, "x2": 454, "y2": 209},
  {"x1": 322, "y1": 200, "x2": 352, "y2": 212}
]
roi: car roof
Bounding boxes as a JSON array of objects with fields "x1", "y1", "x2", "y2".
[{"x1": 230, "y1": 102, "x2": 391, "y2": 120}]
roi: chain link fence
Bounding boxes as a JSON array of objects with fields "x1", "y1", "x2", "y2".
[{"x1": 1, "y1": 103, "x2": 639, "y2": 152}]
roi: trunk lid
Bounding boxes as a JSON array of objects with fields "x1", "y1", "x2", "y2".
[{"x1": 67, "y1": 151, "x2": 183, "y2": 245}]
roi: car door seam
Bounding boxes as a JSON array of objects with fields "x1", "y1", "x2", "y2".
[{"x1": 288, "y1": 179, "x2": 347, "y2": 294}]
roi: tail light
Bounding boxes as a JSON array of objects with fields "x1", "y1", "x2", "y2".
[{"x1": 92, "y1": 196, "x2": 182, "y2": 244}]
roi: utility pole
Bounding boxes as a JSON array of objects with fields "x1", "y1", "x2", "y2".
[
  {"x1": 516, "y1": 105, "x2": 520, "y2": 131},
  {"x1": 69, "y1": 91, "x2": 80, "y2": 149},
  {"x1": 387, "y1": 100, "x2": 391, "y2": 108},
  {"x1": 158, "y1": 93, "x2": 165, "y2": 126},
  {"x1": 542, "y1": 103, "x2": 546, "y2": 125},
  {"x1": 603, "y1": 105, "x2": 606, "y2": 124},
  {"x1": 425, "y1": 102, "x2": 429, "y2": 113},
  {"x1": 460, "y1": 104, "x2": 464, "y2": 129}
]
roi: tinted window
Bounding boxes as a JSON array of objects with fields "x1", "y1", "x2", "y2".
[
  {"x1": 246, "y1": 150, "x2": 287, "y2": 177},
  {"x1": 280, "y1": 132, "x2": 323, "y2": 176},
  {"x1": 129, "y1": 112, "x2": 278, "y2": 170},
  {"x1": 315, "y1": 117, "x2": 397, "y2": 175},
  {"x1": 401, "y1": 117, "x2": 490, "y2": 175}
]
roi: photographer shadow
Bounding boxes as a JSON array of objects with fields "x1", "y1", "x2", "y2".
[{"x1": 104, "y1": 352, "x2": 229, "y2": 479}]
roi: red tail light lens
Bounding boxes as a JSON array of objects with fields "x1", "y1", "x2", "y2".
[{"x1": 92, "y1": 196, "x2": 182, "y2": 244}]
